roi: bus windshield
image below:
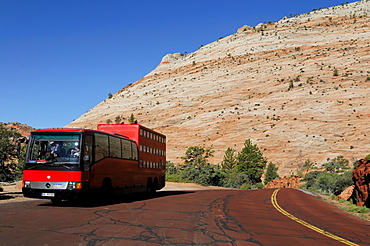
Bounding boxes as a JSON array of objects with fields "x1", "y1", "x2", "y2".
[{"x1": 26, "y1": 133, "x2": 81, "y2": 167}]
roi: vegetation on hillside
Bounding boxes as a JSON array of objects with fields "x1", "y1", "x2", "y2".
[
  {"x1": 166, "y1": 139, "x2": 360, "y2": 206},
  {"x1": 298, "y1": 155, "x2": 355, "y2": 203},
  {"x1": 166, "y1": 139, "x2": 269, "y2": 189},
  {"x1": 0, "y1": 123, "x2": 25, "y2": 182}
]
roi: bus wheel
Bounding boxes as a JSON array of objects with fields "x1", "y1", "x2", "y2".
[
  {"x1": 102, "y1": 178, "x2": 113, "y2": 199},
  {"x1": 146, "y1": 179, "x2": 156, "y2": 195}
]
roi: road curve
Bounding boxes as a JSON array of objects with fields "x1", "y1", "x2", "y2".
[{"x1": 0, "y1": 187, "x2": 369, "y2": 245}]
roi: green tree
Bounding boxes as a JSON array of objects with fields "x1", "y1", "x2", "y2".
[
  {"x1": 220, "y1": 147, "x2": 236, "y2": 170},
  {"x1": 333, "y1": 170, "x2": 353, "y2": 195},
  {"x1": 178, "y1": 146, "x2": 223, "y2": 186},
  {"x1": 288, "y1": 80, "x2": 294, "y2": 91},
  {"x1": 264, "y1": 162, "x2": 280, "y2": 184},
  {"x1": 114, "y1": 116, "x2": 123, "y2": 124},
  {"x1": 316, "y1": 172, "x2": 338, "y2": 194},
  {"x1": 221, "y1": 170, "x2": 250, "y2": 189},
  {"x1": 236, "y1": 139, "x2": 267, "y2": 185},
  {"x1": 302, "y1": 170, "x2": 322, "y2": 189},
  {"x1": 323, "y1": 156, "x2": 349, "y2": 173},
  {"x1": 0, "y1": 124, "x2": 23, "y2": 182},
  {"x1": 128, "y1": 113, "x2": 138, "y2": 124},
  {"x1": 181, "y1": 146, "x2": 214, "y2": 168},
  {"x1": 179, "y1": 163, "x2": 223, "y2": 186},
  {"x1": 303, "y1": 159, "x2": 316, "y2": 169},
  {"x1": 165, "y1": 161, "x2": 181, "y2": 182}
]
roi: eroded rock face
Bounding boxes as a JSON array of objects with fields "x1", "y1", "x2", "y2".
[
  {"x1": 264, "y1": 175, "x2": 302, "y2": 189},
  {"x1": 336, "y1": 185, "x2": 354, "y2": 201},
  {"x1": 352, "y1": 159, "x2": 370, "y2": 207}
]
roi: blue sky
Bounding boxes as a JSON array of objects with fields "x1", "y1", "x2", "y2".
[{"x1": 1, "y1": 0, "x2": 356, "y2": 129}]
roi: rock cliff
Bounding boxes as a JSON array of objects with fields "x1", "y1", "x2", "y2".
[
  {"x1": 352, "y1": 158, "x2": 370, "y2": 207},
  {"x1": 67, "y1": 1, "x2": 370, "y2": 177}
]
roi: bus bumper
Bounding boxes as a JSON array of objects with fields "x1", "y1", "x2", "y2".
[{"x1": 22, "y1": 187, "x2": 83, "y2": 200}]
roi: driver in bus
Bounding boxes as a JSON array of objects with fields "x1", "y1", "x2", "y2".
[
  {"x1": 70, "y1": 143, "x2": 80, "y2": 157},
  {"x1": 50, "y1": 141, "x2": 60, "y2": 152},
  {"x1": 45, "y1": 141, "x2": 60, "y2": 160}
]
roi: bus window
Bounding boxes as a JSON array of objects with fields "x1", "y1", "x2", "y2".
[
  {"x1": 109, "y1": 136, "x2": 121, "y2": 158},
  {"x1": 121, "y1": 139, "x2": 132, "y2": 159},
  {"x1": 26, "y1": 134, "x2": 80, "y2": 165},
  {"x1": 131, "y1": 142, "x2": 138, "y2": 160},
  {"x1": 94, "y1": 134, "x2": 109, "y2": 162}
]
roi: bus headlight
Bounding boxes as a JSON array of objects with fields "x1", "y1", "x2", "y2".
[
  {"x1": 23, "y1": 181, "x2": 31, "y2": 188},
  {"x1": 67, "y1": 182, "x2": 82, "y2": 189}
]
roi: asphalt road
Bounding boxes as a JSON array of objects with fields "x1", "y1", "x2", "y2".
[{"x1": 0, "y1": 185, "x2": 369, "y2": 245}]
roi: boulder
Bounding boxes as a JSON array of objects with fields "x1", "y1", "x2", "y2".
[
  {"x1": 336, "y1": 185, "x2": 354, "y2": 201},
  {"x1": 352, "y1": 159, "x2": 370, "y2": 207}
]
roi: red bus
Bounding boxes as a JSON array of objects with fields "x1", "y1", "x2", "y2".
[{"x1": 22, "y1": 124, "x2": 166, "y2": 203}]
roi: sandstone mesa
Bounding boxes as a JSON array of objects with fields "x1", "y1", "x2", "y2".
[{"x1": 67, "y1": 1, "x2": 370, "y2": 177}]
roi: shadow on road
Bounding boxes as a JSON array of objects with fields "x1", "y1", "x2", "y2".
[
  {"x1": 38, "y1": 190, "x2": 194, "y2": 208},
  {"x1": 0, "y1": 192, "x2": 23, "y2": 201}
]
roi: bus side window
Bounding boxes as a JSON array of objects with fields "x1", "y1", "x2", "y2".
[
  {"x1": 109, "y1": 136, "x2": 121, "y2": 158},
  {"x1": 131, "y1": 142, "x2": 138, "y2": 160},
  {"x1": 94, "y1": 133, "x2": 109, "y2": 162},
  {"x1": 121, "y1": 139, "x2": 132, "y2": 159}
]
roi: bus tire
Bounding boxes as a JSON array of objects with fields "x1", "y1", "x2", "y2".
[{"x1": 146, "y1": 179, "x2": 156, "y2": 195}]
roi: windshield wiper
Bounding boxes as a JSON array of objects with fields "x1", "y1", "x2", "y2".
[{"x1": 55, "y1": 163, "x2": 72, "y2": 170}]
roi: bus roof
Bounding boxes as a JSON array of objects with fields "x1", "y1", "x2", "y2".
[{"x1": 31, "y1": 128, "x2": 97, "y2": 133}]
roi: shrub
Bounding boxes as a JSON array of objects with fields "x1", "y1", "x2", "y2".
[
  {"x1": 333, "y1": 69, "x2": 339, "y2": 76},
  {"x1": 221, "y1": 170, "x2": 250, "y2": 189},
  {"x1": 302, "y1": 170, "x2": 353, "y2": 195},
  {"x1": 0, "y1": 124, "x2": 23, "y2": 182},
  {"x1": 344, "y1": 204, "x2": 370, "y2": 214},
  {"x1": 264, "y1": 162, "x2": 280, "y2": 184},
  {"x1": 323, "y1": 156, "x2": 349, "y2": 173}
]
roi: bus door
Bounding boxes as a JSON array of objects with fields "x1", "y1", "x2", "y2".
[{"x1": 81, "y1": 134, "x2": 94, "y2": 187}]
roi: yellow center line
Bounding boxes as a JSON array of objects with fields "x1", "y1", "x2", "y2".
[{"x1": 271, "y1": 189, "x2": 360, "y2": 246}]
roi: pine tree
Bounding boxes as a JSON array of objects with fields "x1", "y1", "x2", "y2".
[
  {"x1": 181, "y1": 146, "x2": 214, "y2": 168},
  {"x1": 220, "y1": 147, "x2": 236, "y2": 170},
  {"x1": 128, "y1": 113, "x2": 138, "y2": 124},
  {"x1": 114, "y1": 116, "x2": 122, "y2": 124},
  {"x1": 236, "y1": 139, "x2": 267, "y2": 185},
  {"x1": 264, "y1": 162, "x2": 280, "y2": 184}
]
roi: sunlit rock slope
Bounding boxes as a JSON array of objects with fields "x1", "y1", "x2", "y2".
[{"x1": 67, "y1": 1, "x2": 370, "y2": 176}]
